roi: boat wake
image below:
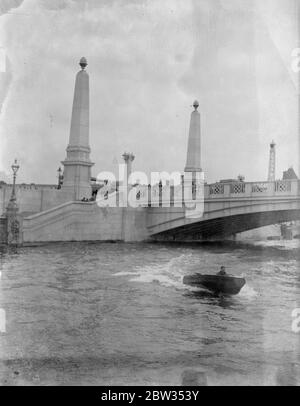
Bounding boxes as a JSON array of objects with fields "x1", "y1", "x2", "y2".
[
  {"x1": 238, "y1": 283, "x2": 257, "y2": 299},
  {"x1": 114, "y1": 254, "x2": 194, "y2": 290},
  {"x1": 114, "y1": 254, "x2": 259, "y2": 298}
]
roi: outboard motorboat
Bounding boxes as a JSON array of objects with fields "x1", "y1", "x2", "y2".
[{"x1": 183, "y1": 273, "x2": 246, "y2": 295}]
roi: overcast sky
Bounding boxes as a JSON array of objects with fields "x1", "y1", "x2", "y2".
[{"x1": 0, "y1": 0, "x2": 298, "y2": 184}]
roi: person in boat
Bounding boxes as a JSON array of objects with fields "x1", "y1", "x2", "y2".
[{"x1": 217, "y1": 266, "x2": 227, "y2": 276}]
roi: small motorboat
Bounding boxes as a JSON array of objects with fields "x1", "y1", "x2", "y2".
[{"x1": 183, "y1": 273, "x2": 246, "y2": 295}]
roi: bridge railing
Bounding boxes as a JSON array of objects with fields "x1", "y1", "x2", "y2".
[
  {"x1": 207, "y1": 180, "x2": 299, "y2": 198},
  {"x1": 96, "y1": 182, "x2": 204, "y2": 208},
  {"x1": 96, "y1": 180, "x2": 299, "y2": 207}
]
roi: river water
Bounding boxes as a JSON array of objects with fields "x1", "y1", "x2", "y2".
[{"x1": 0, "y1": 241, "x2": 299, "y2": 386}]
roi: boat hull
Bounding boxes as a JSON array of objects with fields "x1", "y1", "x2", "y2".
[{"x1": 183, "y1": 274, "x2": 246, "y2": 295}]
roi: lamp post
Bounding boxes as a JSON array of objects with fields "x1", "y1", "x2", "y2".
[
  {"x1": 7, "y1": 159, "x2": 19, "y2": 209},
  {"x1": 6, "y1": 159, "x2": 20, "y2": 245},
  {"x1": 57, "y1": 166, "x2": 62, "y2": 189}
]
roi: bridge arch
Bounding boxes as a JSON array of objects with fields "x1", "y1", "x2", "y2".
[{"x1": 147, "y1": 180, "x2": 300, "y2": 240}]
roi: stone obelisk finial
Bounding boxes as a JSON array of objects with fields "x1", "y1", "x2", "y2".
[
  {"x1": 61, "y1": 57, "x2": 94, "y2": 200},
  {"x1": 79, "y1": 56, "x2": 87, "y2": 70},
  {"x1": 184, "y1": 100, "x2": 202, "y2": 172}
]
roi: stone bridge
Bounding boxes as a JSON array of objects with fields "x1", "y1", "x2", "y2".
[
  {"x1": 20, "y1": 179, "x2": 300, "y2": 243},
  {"x1": 145, "y1": 179, "x2": 300, "y2": 240}
]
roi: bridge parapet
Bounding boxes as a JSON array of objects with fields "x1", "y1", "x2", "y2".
[
  {"x1": 96, "y1": 180, "x2": 299, "y2": 209},
  {"x1": 207, "y1": 180, "x2": 299, "y2": 199}
]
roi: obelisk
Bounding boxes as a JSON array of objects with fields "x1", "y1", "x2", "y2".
[
  {"x1": 267, "y1": 141, "x2": 276, "y2": 182},
  {"x1": 61, "y1": 57, "x2": 94, "y2": 200},
  {"x1": 184, "y1": 100, "x2": 202, "y2": 173}
]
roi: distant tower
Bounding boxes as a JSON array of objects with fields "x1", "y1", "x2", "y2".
[
  {"x1": 122, "y1": 152, "x2": 135, "y2": 182},
  {"x1": 184, "y1": 100, "x2": 202, "y2": 173},
  {"x1": 61, "y1": 57, "x2": 94, "y2": 200},
  {"x1": 267, "y1": 140, "x2": 276, "y2": 181}
]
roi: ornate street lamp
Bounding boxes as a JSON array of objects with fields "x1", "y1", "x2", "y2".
[
  {"x1": 10, "y1": 159, "x2": 19, "y2": 203},
  {"x1": 6, "y1": 159, "x2": 20, "y2": 245}
]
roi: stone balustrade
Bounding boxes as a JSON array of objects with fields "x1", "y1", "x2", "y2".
[
  {"x1": 96, "y1": 180, "x2": 299, "y2": 208},
  {"x1": 207, "y1": 180, "x2": 299, "y2": 198}
]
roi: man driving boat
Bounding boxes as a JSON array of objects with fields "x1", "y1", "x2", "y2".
[{"x1": 217, "y1": 266, "x2": 227, "y2": 276}]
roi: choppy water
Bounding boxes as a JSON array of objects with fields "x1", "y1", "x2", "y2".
[{"x1": 0, "y1": 241, "x2": 299, "y2": 386}]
